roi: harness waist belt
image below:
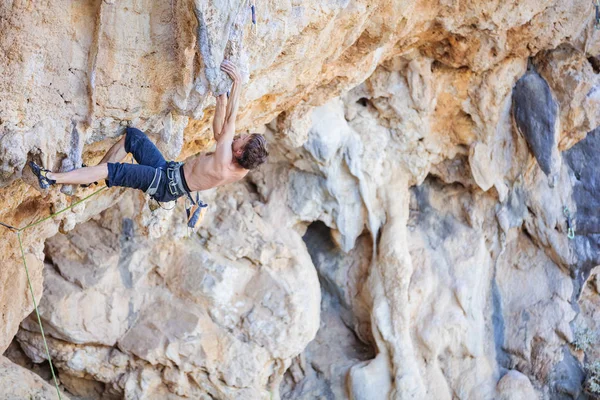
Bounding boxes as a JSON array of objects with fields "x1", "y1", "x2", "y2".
[
  {"x1": 179, "y1": 164, "x2": 192, "y2": 193},
  {"x1": 166, "y1": 161, "x2": 190, "y2": 198}
]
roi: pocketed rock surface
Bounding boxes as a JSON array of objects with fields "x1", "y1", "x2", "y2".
[{"x1": 1, "y1": 1, "x2": 599, "y2": 399}]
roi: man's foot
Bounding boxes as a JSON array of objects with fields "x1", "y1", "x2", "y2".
[{"x1": 28, "y1": 161, "x2": 56, "y2": 189}]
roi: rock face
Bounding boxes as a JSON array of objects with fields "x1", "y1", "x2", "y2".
[
  {"x1": 0, "y1": 355, "x2": 70, "y2": 400},
  {"x1": 13, "y1": 191, "x2": 319, "y2": 399},
  {"x1": 1, "y1": 0, "x2": 600, "y2": 399}
]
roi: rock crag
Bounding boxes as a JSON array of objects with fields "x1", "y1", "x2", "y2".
[{"x1": 1, "y1": 1, "x2": 599, "y2": 399}]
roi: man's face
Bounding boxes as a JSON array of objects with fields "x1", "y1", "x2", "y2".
[{"x1": 232, "y1": 134, "x2": 251, "y2": 156}]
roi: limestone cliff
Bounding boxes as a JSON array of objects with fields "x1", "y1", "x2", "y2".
[{"x1": 1, "y1": 0, "x2": 599, "y2": 399}]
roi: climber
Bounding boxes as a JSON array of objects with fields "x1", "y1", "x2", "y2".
[{"x1": 29, "y1": 60, "x2": 268, "y2": 204}]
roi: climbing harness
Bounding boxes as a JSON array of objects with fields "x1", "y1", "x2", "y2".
[
  {"x1": 146, "y1": 161, "x2": 208, "y2": 228},
  {"x1": 165, "y1": 162, "x2": 208, "y2": 229},
  {"x1": 563, "y1": 207, "x2": 575, "y2": 240},
  {"x1": 0, "y1": 185, "x2": 107, "y2": 400},
  {"x1": 149, "y1": 197, "x2": 177, "y2": 211}
]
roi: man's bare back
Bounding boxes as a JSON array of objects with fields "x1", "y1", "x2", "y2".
[{"x1": 183, "y1": 151, "x2": 248, "y2": 192}]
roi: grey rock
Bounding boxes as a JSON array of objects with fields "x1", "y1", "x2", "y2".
[
  {"x1": 563, "y1": 127, "x2": 600, "y2": 271},
  {"x1": 547, "y1": 347, "x2": 586, "y2": 400},
  {"x1": 512, "y1": 67, "x2": 560, "y2": 181}
]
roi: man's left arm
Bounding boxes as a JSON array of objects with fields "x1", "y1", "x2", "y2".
[
  {"x1": 213, "y1": 94, "x2": 227, "y2": 141},
  {"x1": 214, "y1": 60, "x2": 242, "y2": 166}
]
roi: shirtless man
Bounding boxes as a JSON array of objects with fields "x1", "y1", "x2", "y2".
[{"x1": 29, "y1": 60, "x2": 268, "y2": 204}]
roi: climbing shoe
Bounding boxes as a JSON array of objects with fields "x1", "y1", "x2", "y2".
[{"x1": 28, "y1": 161, "x2": 56, "y2": 189}]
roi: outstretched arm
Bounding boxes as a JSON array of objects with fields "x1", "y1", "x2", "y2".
[
  {"x1": 215, "y1": 60, "x2": 242, "y2": 165},
  {"x1": 223, "y1": 61, "x2": 242, "y2": 127},
  {"x1": 213, "y1": 94, "x2": 227, "y2": 141}
]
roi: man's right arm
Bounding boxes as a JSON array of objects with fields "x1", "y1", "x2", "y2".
[
  {"x1": 222, "y1": 61, "x2": 241, "y2": 131},
  {"x1": 214, "y1": 60, "x2": 242, "y2": 166}
]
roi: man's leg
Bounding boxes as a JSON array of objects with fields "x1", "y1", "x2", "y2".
[
  {"x1": 30, "y1": 136, "x2": 123, "y2": 188},
  {"x1": 97, "y1": 128, "x2": 164, "y2": 166},
  {"x1": 99, "y1": 136, "x2": 127, "y2": 164},
  {"x1": 47, "y1": 164, "x2": 108, "y2": 185},
  {"x1": 124, "y1": 127, "x2": 167, "y2": 168},
  {"x1": 29, "y1": 128, "x2": 162, "y2": 189},
  {"x1": 47, "y1": 162, "x2": 157, "y2": 193}
]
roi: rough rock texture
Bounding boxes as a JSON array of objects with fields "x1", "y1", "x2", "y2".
[
  {"x1": 563, "y1": 127, "x2": 600, "y2": 272},
  {"x1": 1, "y1": 0, "x2": 600, "y2": 399},
  {"x1": 0, "y1": 355, "x2": 70, "y2": 400},
  {"x1": 280, "y1": 222, "x2": 374, "y2": 400},
  {"x1": 11, "y1": 190, "x2": 319, "y2": 399}
]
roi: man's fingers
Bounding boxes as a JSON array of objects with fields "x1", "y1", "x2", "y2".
[
  {"x1": 220, "y1": 61, "x2": 238, "y2": 72},
  {"x1": 220, "y1": 61, "x2": 241, "y2": 82},
  {"x1": 221, "y1": 60, "x2": 234, "y2": 69},
  {"x1": 222, "y1": 70, "x2": 240, "y2": 81}
]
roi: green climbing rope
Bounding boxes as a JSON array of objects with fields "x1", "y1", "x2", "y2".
[
  {"x1": 0, "y1": 185, "x2": 108, "y2": 399},
  {"x1": 19, "y1": 186, "x2": 107, "y2": 232},
  {"x1": 17, "y1": 231, "x2": 62, "y2": 400}
]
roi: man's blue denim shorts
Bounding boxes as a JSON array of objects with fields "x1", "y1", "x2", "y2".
[{"x1": 107, "y1": 128, "x2": 190, "y2": 202}]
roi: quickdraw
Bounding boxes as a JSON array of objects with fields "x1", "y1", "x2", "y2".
[
  {"x1": 0, "y1": 221, "x2": 18, "y2": 232},
  {"x1": 563, "y1": 207, "x2": 575, "y2": 240},
  {"x1": 250, "y1": 0, "x2": 257, "y2": 34}
]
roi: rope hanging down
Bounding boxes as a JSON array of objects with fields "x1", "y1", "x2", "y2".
[
  {"x1": 17, "y1": 232, "x2": 61, "y2": 399},
  {"x1": 0, "y1": 185, "x2": 107, "y2": 400}
]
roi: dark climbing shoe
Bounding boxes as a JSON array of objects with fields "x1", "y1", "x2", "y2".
[{"x1": 29, "y1": 161, "x2": 56, "y2": 189}]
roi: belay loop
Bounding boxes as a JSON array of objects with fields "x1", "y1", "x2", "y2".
[{"x1": 563, "y1": 207, "x2": 575, "y2": 240}]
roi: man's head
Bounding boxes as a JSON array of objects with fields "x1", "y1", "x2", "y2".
[{"x1": 232, "y1": 133, "x2": 268, "y2": 170}]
